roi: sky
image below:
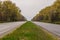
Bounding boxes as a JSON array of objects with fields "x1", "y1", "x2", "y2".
[{"x1": 1, "y1": 0, "x2": 56, "y2": 20}]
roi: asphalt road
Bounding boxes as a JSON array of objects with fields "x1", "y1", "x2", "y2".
[
  {"x1": 0, "y1": 21, "x2": 26, "y2": 38},
  {"x1": 33, "y1": 22, "x2": 60, "y2": 37}
]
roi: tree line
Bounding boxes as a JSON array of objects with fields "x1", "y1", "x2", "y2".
[
  {"x1": 32, "y1": 0, "x2": 60, "y2": 24},
  {"x1": 0, "y1": 0, "x2": 26, "y2": 22}
]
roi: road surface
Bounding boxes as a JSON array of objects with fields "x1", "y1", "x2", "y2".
[
  {"x1": 0, "y1": 21, "x2": 26, "y2": 38},
  {"x1": 33, "y1": 22, "x2": 60, "y2": 37}
]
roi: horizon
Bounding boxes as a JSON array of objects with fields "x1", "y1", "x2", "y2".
[{"x1": 1, "y1": 0, "x2": 56, "y2": 21}]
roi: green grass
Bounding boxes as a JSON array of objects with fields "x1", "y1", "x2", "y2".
[
  {"x1": 39, "y1": 20, "x2": 60, "y2": 24},
  {"x1": 53, "y1": 21, "x2": 60, "y2": 24},
  {"x1": 0, "y1": 21, "x2": 58, "y2": 40}
]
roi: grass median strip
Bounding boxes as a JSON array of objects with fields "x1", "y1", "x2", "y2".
[{"x1": 0, "y1": 21, "x2": 58, "y2": 40}]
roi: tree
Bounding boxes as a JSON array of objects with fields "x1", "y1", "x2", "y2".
[
  {"x1": 0, "y1": 0, "x2": 26, "y2": 22},
  {"x1": 32, "y1": 0, "x2": 60, "y2": 23}
]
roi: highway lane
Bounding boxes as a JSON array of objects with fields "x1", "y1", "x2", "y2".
[
  {"x1": 33, "y1": 22, "x2": 60, "y2": 37},
  {"x1": 0, "y1": 21, "x2": 26, "y2": 38}
]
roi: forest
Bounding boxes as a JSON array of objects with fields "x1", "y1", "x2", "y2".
[
  {"x1": 0, "y1": 0, "x2": 26, "y2": 22},
  {"x1": 32, "y1": 0, "x2": 60, "y2": 24}
]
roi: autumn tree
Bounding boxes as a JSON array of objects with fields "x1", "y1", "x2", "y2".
[
  {"x1": 0, "y1": 0, "x2": 26, "y2": 22},
  {"x1": 32, "y1": 0, "x2": 60, "y2": 23}
]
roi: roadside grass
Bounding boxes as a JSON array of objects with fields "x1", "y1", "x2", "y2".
[
  {"x1": 39, "y1": 20, "x2": 60, "y2": 24},
  {"x1": 53, "y1": 21, "x2": 60, "y2": 24},
  {"x1": 0, "y1": 21, "x2": 58, "y2": 40}
]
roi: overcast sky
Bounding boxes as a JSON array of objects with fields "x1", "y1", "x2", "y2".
[{"x1": 1, "y1": 0, "x2": 56, "y2": 20}]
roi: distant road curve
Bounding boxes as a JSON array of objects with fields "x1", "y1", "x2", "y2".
[
  {"x1": 33, "y1": 22, "x2": 60, "y2": 37},
  {"x1": 0, "y1": 21, "x2": 26, "y2": 38}
]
